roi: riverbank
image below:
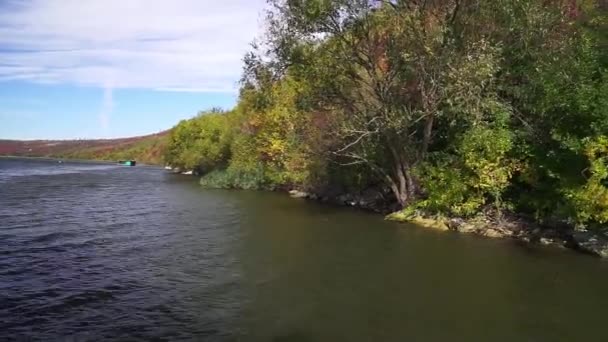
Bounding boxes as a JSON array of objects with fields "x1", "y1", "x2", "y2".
[
  {"x1": 170, "y1": 169, "x2": 608, "y2": 259},
  {"x1": 388, "y1": 211, "x2": 608, "y2": 258},
  {"x1": 284, "y1": 188, "x2": 608, "y2": 259}
]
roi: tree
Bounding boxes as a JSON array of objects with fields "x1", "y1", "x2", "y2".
[
  {"x1": 164, "y1": 111, "x2": 232, "y2": 172},
  {"x1": 252, "y1": 0, "x2": 507, "y2": 207}
]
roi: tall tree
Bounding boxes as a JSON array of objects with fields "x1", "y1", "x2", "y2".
[{"x1": 252, "y1": 0, "x2": 503, "y2": 207}]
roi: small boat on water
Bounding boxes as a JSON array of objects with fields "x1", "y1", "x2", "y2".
[{"x1": 118, "y1": 160, "x2": 136, "y2": 166}]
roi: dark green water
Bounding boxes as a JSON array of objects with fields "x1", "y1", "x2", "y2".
[{"x1": 2, "y1": 158, "x2": 608, "y2": 341}]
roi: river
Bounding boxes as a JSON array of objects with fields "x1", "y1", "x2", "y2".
[{"x1": 1, "y1": 157, "x2": 608, "y2": 341}]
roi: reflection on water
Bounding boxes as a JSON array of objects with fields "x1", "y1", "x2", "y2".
[{"x1": 1, "y1": 157, "x2": 608, "y2": 341}]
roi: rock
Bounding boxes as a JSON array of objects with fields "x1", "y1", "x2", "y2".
[
  {"x1": 289, "y1": 190, "x2": 309, "y2": 199},
  {"x1": 409, "y1": 216, "x2": 449, "y2": 231},
  {"x1": 538, "y1": 237, "x2": 567, "y2": 248},
  {"x1": 308, "y1": 185, "x2": 393, "y2": 213},
  {"x1": 483, "y1": 228, "x2": 508, "y2": 238},
  {"x1": 384, "y1": 212, "x2": 448, "y2": 230},
  {"x1": 385, "y1": 211, "x2": 409, "y2": 222},
  {"x1": 336, "y1": 194, "x2": 354, "y2": 205},
  {"x1": 358, "y1": 188, "x2": 383, "y2": 205},
  {"x1": 447, "y1": 218, "x2": 465, "y2": 231},
  {"x1": 181, "y1": 170, "x2": 193, "y2": 175},
  {"x1": 572, "y1": 231, "x2": 608, "y2": 258},
  {"x1": 315, "y1": 184, "x2": 346, "y2": 202},
  {"x1": 539, "y1": 237, "x2": 552, "y2": 245},
  {"x1": 456, "y1": 223, "x2": 478, "y2": 234}
]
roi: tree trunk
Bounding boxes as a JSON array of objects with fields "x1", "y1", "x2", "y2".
[
  {"x1": 421, "y1": 113, "x2": 434, "y2": 158},
  {"x1": 385, "y1": 144, "x2": 422, "y2": 208},
  {"x1": 386, "y1": 153, "x2": 415, "y2": 208},
  {"x1": 404, "y1": 163, "x2": 417, "y2": 199},
  {"x1": 389, "y1": 175, "x2": 409, "y2": 208}
]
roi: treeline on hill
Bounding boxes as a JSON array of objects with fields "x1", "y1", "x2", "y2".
[
  {"x1": 0, "y1": 133, "x2": 168, "y2": 165},
  {"x1": 55, "y1": 134, "x2": 167, "y2": 165},
  {"x1": 165, "y1": 0, "x2": 607, "y2": 230}
]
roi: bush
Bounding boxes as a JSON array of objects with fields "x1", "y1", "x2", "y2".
[
  {"x1": 199, "y1": 165, "x2": 269, "y2": 190},
  {"x1": 415, "y1": 127, "x2": 517, "y2": 218},
  {"x1": 415, "y1": 156, "x2": 484, "y2": 217},
  {"x1": 563, "y1": 136, "x2": 608, "y2": 227}
]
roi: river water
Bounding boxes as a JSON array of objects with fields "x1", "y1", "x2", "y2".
[{"x1": 1, "y1": 157, "x2": 608, "y2": 341}]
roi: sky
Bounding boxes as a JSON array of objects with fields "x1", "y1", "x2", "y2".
[{"x1": 0, "y1": 0, "x2": 267, "y2": 140}]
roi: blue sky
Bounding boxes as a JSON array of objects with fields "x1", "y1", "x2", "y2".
[{"x1": 0, "y1": 0, "x2": 267, "y2": 140}]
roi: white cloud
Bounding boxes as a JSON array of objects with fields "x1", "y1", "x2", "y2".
[
  {"x1": 99, "y1": 83, "x2": 113, "y2": 131},
  {"x1": 0, "y1": 0, "x2": 267, "y2": 92}
]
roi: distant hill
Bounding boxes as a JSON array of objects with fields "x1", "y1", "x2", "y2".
[{"x1": 0, "y1": 131, "x2": 168, "y2": 165}]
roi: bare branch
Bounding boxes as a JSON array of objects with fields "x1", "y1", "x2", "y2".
[{"x1": 334, "y1": 129, "x2": 378, "y2": 153}]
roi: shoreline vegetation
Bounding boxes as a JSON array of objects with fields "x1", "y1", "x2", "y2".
[
  {"x1": 3, "y1": 1, "x2": 606, "y2": 258},
  {"x1": 284, "y1": 189, "x2": 608, "y2": 258},
  {"x1": 164, "y1": 1, "x2": 607, "y2": 258}
]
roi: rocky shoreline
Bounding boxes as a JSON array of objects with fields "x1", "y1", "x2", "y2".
[
  {"x1": 288, "y1": 189, "x2": 608, "y2": 258},
  {"x1": 389, "y1": 211, "x2": 608, "y2": 258},
  {"x1": 288, "y1": 186, "x2": 398, "y2": 213},
  {"x1": 174, "y1": 166, "x2": 608, "y2": 259}
]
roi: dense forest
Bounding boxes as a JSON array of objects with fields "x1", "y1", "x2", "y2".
[{"x1": 165, "y1": 0, "x2": 607, "y2": 230}]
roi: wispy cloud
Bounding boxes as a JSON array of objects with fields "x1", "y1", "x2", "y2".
[
  {"x1": 0, "y1": 0, "x2": 267, "y2": 92},
  {"x1": 99, "y1": 83, "x2": 114, "y2": 131}
]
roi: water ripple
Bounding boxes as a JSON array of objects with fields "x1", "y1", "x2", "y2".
[
  {"x1": 5, "y1": 158, "x2": 608, "y2": 341},
  {"x1": 0, "y1": 159, "x2": 243, "y2": 340}
]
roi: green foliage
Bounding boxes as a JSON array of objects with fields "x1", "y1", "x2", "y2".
[
  {"x1": 563, "y1": 136, "x2": 608, "y2": 226},
  {"x1": 416, "y1": 126, "x2": 517, "y2": 217},
  {"x1": 227, "y1": 76, "x2": 324, "y2": 189},
  {"x1": 460, "y1": 126, "x2": 517, "y2": 210},
  {"x1": 415, "y1": 156, "x2": 483, "y2": 217},
  {"x1": 164, "y1": 0, "x2": 608, "y2": 231},
  {"x1": 199, "y1": 166, "x2": 268, "y2": 190},
  {"x1": 495, "y1": 2, "x2": 608, "y2": 226},
  {"x1": 164, "y1": 111, "x2": 232, "y2": 172}
]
